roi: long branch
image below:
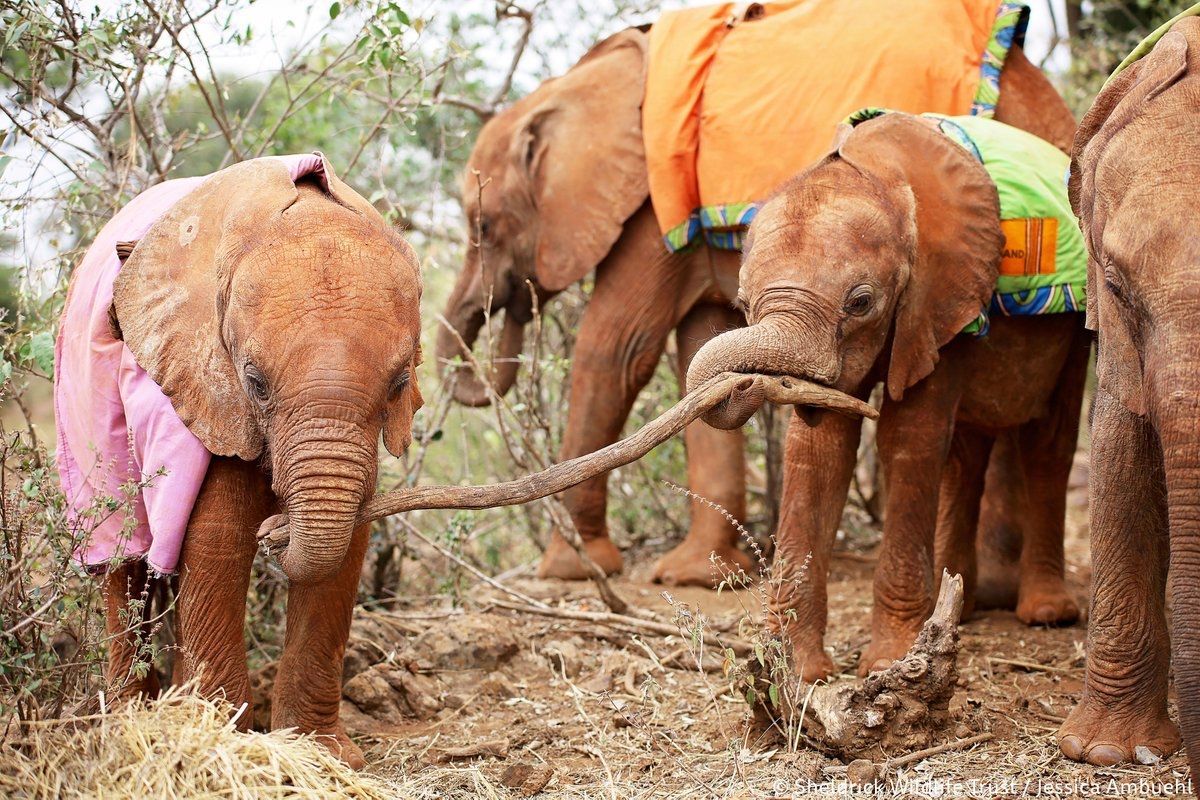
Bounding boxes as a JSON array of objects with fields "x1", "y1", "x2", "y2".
[{"x1": 257, "y1": 373, "x2": 876, "y2": 547}]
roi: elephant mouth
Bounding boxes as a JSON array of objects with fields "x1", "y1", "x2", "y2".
[{"x1": 699, "y1": 372, "x2": 875, "y2": 430}]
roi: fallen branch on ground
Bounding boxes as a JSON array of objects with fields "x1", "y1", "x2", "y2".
[{"x1": 488, "y1": 598, "x2": 755, "y2": 656}]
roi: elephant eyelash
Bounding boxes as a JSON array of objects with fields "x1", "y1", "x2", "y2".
[
  {"x1": 390, "y1": 370, "x2": 411, "y2": 396},
  {"x1": 843, "y1": 286, "x2": 874, "y2": 317},
  {"x1": 244, "y1": 365, "x2": 270, "y2": 405}
]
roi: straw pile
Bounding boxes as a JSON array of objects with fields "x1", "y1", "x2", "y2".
[{"x1": 0, "y1": 686, "x2": 393, "y2": 799}]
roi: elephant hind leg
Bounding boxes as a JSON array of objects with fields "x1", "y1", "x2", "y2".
[
  {"x1": 103, "y1": 559, "x2": 162, "y2": 701},
  {"x1": 973, "y1": 432, "x2": 1025, "y2": 611},
  {"x1": 1014, "y1": 329, "x2": 1089, "y2": 627},
  {"x1": 933, "y1": 426, "x2": 995, "y2": 621}
]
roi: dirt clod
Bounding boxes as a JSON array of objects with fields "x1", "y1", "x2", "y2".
[
  {"x1": 411, "y1": 613, "x2": 520, "y2": 671},
  {"x1": 846, "y1": 759, "x2": 877, "y2": 786},
  {"x1": 500, "y1": 764, "x2": 556, "y2": 796},
  {"x1": 343, "y1": 662, "x2": 443, "y2": 721}
]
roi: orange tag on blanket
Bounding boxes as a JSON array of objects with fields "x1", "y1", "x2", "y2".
[{"x1": 999, "y1": 218, "x2": 1058, "y2": 277}]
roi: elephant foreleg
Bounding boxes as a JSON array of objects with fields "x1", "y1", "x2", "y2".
[
  {"x1": 271, "y1": 522, "x2": 369, "y2": 769},
  {"x1": 1058, "y1": 389, "x2": 1179, "y2": 766},
  {"x1": 769, "y1": 410, "x2": 861, "y2": 682},
  {"x1": 1014, "y1": 329, "x2": 1088, "y2": 626},
  {"x1": 173, "y1": 457, "x2": 270, "y2": 722},
  {"x1": 862, "y1": 363, "x2": 962, "y2": 675},
  {"x1": 653, "y1": 302, "x2": 752, "y2": 587}
]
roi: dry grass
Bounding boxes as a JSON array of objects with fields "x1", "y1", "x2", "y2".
[{"x1": 0, "y1": 685, "x2": 393, "y2": 800}]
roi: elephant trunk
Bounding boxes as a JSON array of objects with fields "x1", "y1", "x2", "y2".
[
  {"x1": 436, "y1": 307, "x2": 525, "y2": 407},
  {"x1": 1157, "y1": 365, "x2": 1200, "y2": 777},
  {"x1": 271, "y1": 417, "x2": 377, "y2": 585},
  {"x1": 436, "y1": 257, "x2": 529, "y2": 407},
  {"x1": 685, "y1": 319, "x2": 839, "y2": 429}
]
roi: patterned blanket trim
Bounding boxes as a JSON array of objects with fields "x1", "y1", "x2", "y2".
[{"x1": 661, "y1": 1, "x2": 1030, "y2": 253}]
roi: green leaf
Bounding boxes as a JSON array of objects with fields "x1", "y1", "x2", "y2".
[
  {"x1": 329, "y1": 2, "x2": 340, "y2": 19},
  {"x1": 768, "y1": 682, "x2": 780, "y2": 707},
  {"x1": 25, "y1": 331, "x2": 54, "y2": 376}
]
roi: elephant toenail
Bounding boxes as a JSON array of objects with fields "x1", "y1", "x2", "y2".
[
  {"x1": 870, "y1": 658, "x2": 893, "y2": 673},
  {"x1": 1087, "y1": 744, "x2": 1128, "y2": 766},
  {"x1": 1134, "y1": 745, "x2": 1162, "y2": 765},
  {"x1": 1059, "y1": 735, "x2": 1084, "y2": 760}
]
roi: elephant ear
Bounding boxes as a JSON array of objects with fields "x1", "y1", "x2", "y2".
[
  {"x1": 840, "y1": 115, "x2": 1002, "y2": 401},
  {"x1": 111, "y1": 159, "x2": 310, "y2": 459},
  {"x1": 1070, "y1": 27, "x2": 1190, "y2": 416},
  {"x1": 517, "y1": 29, "x2": 649, "y2": 292}
]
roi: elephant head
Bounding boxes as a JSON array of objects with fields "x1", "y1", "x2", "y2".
[
  {"x1": 686, "y1": 114, "x2": 1001, "y2": 427},
  {"x1": 111, "y1": 157, "x2": 423, "y2": 585},
  {"x1": 1071, "y1": 20, "x2": 1200, "y2": 775},
  {"x1": 437, "y1": 29, "x2": 649, "y2": 405}
]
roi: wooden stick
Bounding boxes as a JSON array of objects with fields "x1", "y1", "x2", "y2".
[
  {"x1": 488, "y1": 598, "x2": 754, "y2": 656},
  {"x1": 885, "y1": 732, "x2": 996, "y2": 768},
  {"x1": 258, "y1": 372, "x2": 876, "y2": 549},
  {"x1": 986, "y1": 656, "x2": 1071, "y2": 675}
]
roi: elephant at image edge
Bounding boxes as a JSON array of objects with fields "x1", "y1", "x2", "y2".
[
  {"x1": 684, "y1": 113, "x2": 1089, "y2": 680},
  {"x1": 436, "y1": 26, "x2": 1081, "y2": 592},
  {"x1": 104, "y1": 161, "x2": 423, "y2": 769},
  {"x1": 1057, "y1": 16, "x2": 1200, "y2": 772}
]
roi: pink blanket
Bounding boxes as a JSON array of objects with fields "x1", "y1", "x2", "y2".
[{"x1": 55, "y1": 153, "x2": 327, "y2": 574}]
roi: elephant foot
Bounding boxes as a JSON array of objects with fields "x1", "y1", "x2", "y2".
[
  {"x1": 858, "y1": 630, "x2": 918, "y2": 677},
  {"x1": 1058, "y1": 695, "x2": 1179, "y2": 766},
  {"x1": 312, "y1": 724, "x2": 367, "y2": 770},
  {"x1": 791, "y1": 644, "x2": 836, "y2": 683},
  {"x1": 1016, "y1": 576, "x2": 1079, "y2": 626},
  {"x1": 652, "y1": 539, "x2": 755, "y2": 588},
  {"x1": 974, "y1": 558, "x2": 1019, "y2": 611},
  {"x1": 537, "y1": 533, "x2": 623, "y2": 580}
]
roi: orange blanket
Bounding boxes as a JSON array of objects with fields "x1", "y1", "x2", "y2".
[{"x1": 644, "y1": 0, "x2": 1029, "y2": 251}]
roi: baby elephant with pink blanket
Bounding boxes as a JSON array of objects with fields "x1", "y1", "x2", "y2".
[{"x1": 55, "y1": 154, "x2": 422, "y2": 767}]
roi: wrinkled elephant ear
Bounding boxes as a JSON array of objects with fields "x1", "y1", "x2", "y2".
[
  {"x1": 518, "y1": 29, "x2": 649, "y2": 292},
  {"x1": 111, "y1": 159, "x2": 309, "y2": 459},
  {"x1": 1070, "y1": 29, "x2": 1189, "y2": 417},
  {"x1": 839, "y1": 114, "x2": 1003, "y2": 401}
]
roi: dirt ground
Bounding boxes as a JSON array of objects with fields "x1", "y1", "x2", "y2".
[{"x1": 297, "y1": 458, "x2": 1193, "y2": 799}]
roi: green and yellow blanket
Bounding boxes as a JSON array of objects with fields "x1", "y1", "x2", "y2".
[{"x1": 847, "y1": 109, "x2": 1087, "y2": 332}]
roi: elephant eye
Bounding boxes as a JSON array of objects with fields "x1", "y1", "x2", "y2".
[
  {"x1": 390, "y1": 369, "x2": 411, "y2": 397},
  {"x1": 244, "y1": 364, "x2": 270, "y2": 406},
  {"x1": 844, "y1": 286, "x2": 874, "y2": 317}
]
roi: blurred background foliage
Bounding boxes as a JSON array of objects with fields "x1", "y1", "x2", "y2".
[{"x1": 0, "y1": 0, "x2": 1191, "y2": 716}]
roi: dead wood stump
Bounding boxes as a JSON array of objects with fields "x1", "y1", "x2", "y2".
[{"x1": 750, "y1": 571, "x2": 966, "y2": 760}]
